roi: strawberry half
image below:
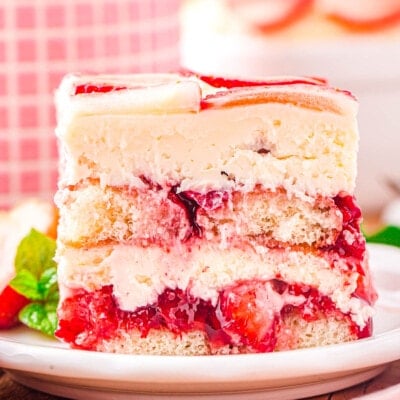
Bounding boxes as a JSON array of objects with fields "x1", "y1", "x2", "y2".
[
  {"x1": 0, "y1": 285, "x2": 30, "y2": 329},
  {"x1": 227, "y1": 0, "x2": 314, "y2": 33},
  {"x1": 219, "y1": 281, "x2": 278, "y2": 352},
  {"x1": 324, "y1": 0, "x2": 400, "y2": 32}
]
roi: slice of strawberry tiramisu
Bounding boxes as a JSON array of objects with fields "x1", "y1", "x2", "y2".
[{"x1": 54, "y1": 73, "x2": 376, "y2": 354}]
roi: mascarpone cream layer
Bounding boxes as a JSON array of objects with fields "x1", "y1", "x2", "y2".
[
  {"x1": 57, "y1": 244, "x2": 373, "y2": 328},
  {"x1": 56, "y1": 99, "x2": 358, "y2": 197}
]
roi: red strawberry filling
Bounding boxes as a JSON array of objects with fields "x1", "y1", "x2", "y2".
[
  {"x1": 323, "y1": 194, "x2": 365, "y2": 261},
  {"x1": 56, "y1": 279, "x2": 372, "y2": 352}
]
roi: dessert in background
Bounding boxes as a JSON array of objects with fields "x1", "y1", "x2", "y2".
[
  {"x1": 54, "y1": 72, "x2": 376, "y2": 355},
  {"x1": 0, "y1": 0, "x2": 181, "y2": 211},
  {"x1": 196, "y1": 0, "x2": 400, "y2": 39}
]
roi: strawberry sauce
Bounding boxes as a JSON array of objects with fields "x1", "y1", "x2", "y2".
[
  {"x1": 56, "y1": 279, "x2": 371, "y2": 352},
  {"x1": 325, "y1": 194, "x2": 365, "y2": 260}
]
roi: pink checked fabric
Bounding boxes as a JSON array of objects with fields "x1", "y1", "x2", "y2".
[{"x1": 0, "y1": 0, "x2": 181, "y2": 209}]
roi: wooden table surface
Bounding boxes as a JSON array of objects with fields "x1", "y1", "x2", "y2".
[{"x1": 1, "y1": 360, "x2": 399, "y2": 400}]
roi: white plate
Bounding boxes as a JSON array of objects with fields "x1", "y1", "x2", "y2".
[{"x1": 1, "y1": 243, "x2": 400, "y2": 400}]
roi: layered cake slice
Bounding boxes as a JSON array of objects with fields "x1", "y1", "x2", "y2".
[{"x1": 54, "y1": 73, "x2": 376, "y2": 355}]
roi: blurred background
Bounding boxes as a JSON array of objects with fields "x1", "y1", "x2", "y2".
[
  {"x1": 0, "y1": 0, "x2": 400, "y2": 222},
  {"x1": 0, "y1": 0, "x2": 180, "y2": 209}
]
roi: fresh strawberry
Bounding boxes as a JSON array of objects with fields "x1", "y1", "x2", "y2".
[
  {"x1": 227, "y1": 0, "x2": 314, "y2": 33},
  {"x1": 0, "y1": 285, "x2": 30, "y2": 329},
  {"x1": 324, "y1": 0, "x2": 400, "y2": 32},
  {"x1": 219, "y1": 280, "x2": 278, "y2": 352}
]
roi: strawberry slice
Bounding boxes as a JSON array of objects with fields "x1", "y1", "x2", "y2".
[
  {"x1": 0, "y1": 285, "x2": 30, "y2": 329},
  {"x1": 219, "y1": 281, "x2": 279, "y2": 352},
  {"x1": 227, "y1": 0, "x2": 314, "y2": 33},
  {"x1": 324, "y1": 0, "x2": 400, "y2": 31}
]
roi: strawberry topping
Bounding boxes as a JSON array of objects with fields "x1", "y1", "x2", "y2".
[
  {"x1": 197, "y1": 74, "x2": 325, "y2": 89},
  {"x1": 75, "y1": 84, "x2": 126, "y2": 95}
]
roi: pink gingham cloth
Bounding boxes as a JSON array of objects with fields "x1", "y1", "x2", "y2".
[{"x1": 0, "y1": 0, "x2": 181, "y2": 209}]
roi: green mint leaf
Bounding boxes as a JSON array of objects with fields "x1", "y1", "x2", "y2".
[
  {"x1": 47, "y1": 288, "x2": 60, "y2": 304},
  {"x1": 9, "y1": 269, "x2": 42, "y2": 301},
  {"x1": 19, "y1": 302, "x2": 58, "y2": 336},
  {"x1": 38, "y1": 267, "x2": 58, "y2": 299},
  {"x1": 11, "y1": 228, "x2": 59, "y2": 336},
  {"x1": 365, "y1": 225, "x2": 400, "y2": 247},
  {"x1": 14, "y1": 229, "x2": 57, "y2": 279}
]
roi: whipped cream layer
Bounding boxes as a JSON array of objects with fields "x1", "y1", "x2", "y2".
[
  {"x1": 55, "y1": 73, "x2": 358, "y2": 198},
  {"x1": 57, "y1": 243, "x2": 373, "y2": 328}
]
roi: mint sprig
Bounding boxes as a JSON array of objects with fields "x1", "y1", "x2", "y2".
[
  {"x1": 9, "y1": 229, "x2": 58, "y2": 336},
  {"x1": 365, "y1": 225, "x2": 400, "y2": 248}
]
